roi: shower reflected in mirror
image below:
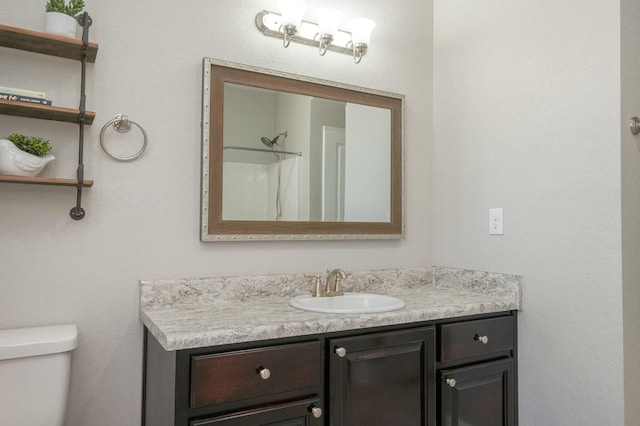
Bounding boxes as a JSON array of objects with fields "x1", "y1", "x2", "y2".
[
  {"x1": 261, "y1": 131, "x2": 288, "y2": 220},
  {"x1": 223, "y1": 129, "x2": 302, "y2": 222}
]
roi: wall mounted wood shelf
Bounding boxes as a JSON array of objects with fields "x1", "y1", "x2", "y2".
[
  {"x1": 0, "y1": 15, "x2": 98, "y2": 220},
  {"x1": 0, "y1": 174, "x2": 93, "y2": 187},
  {"x1": 0, "y1": 99, "x2": 96, "y2": 124},
  {"x1": 0, "y1": 23, "x2": 98, "y2": 62}
]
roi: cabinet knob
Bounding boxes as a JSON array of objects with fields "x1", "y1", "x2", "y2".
[
  {"x1": 257, "y1": 367, "x2": 271, "y2": 380},
  {"x1": 474, "y1": 334, "x2": 489, "y2": 344},
  {"x1": 445, "y1": 378, "x2": 457, "y2": 388},
  {"x1": 335, "y1": 346, "x2": 347, "y2": 357},
  {"x1": 309, "y1": 405, "x2": 323, "y2": 418}
]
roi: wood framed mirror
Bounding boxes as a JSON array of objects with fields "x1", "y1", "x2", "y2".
[{"x1": 201, "y1": 58, "x2": 404, "y2": 241}]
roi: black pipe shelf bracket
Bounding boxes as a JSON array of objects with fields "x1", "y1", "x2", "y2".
[{"x1": 69, "y1": 12, "x2": 92, "y2": 220}]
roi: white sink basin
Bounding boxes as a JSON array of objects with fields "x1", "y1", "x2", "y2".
[{"x1": 290, "y1": 293, "x2": 405, "y2": 314}]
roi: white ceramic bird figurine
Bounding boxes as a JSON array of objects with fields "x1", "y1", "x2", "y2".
[{"x1": 0, "y1": 139, "x2": 55, "y2": 177}]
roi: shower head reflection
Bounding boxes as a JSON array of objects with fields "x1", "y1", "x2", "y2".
[{"x1": 260, "y1": 131, "x2": 288, "y2": 148}]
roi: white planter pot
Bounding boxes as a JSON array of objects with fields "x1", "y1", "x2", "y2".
[
  {"x1": 0, "y1": 139, "x2": 55, "y2": 177},
  {"x1": 44, "y1": 11, "x2": 78, "y2": 39}
]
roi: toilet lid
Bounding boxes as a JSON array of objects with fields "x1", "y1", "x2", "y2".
[{"x1": 0, "y1": 324, "x2": 77, "y2": 360}]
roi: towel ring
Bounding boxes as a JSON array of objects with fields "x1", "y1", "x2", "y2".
[{"x1": 99, "y1": 114, "x2": 148, "y2": 161}]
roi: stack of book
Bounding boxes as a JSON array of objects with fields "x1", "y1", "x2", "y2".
[{"x1": 0, "y1": 86, "x2": 52, "y2": 106}]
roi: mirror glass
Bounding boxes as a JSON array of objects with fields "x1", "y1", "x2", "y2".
[{"x1": 201, "y1": 59, "x2": 404, "y2": 241}]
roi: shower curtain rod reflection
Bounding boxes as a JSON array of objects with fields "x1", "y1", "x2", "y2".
[{"x1": 224, "y1": 146, "x2": 303, "y2": 156}]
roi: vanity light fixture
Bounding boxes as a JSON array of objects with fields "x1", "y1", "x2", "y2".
[
  {"x1": 316, "y1": 8, "x2": 343, "y2": 56},
  {"x1": 348, "y1": 18, "x2": 376, "y2": 64},
  {"x1": 277, "y1": 0, "x2": 307, "y2": 47},
  {"x1": 255, "y1": 3, "x2": 375, "y2": 63}
]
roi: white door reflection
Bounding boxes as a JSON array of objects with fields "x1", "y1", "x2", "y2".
[{"x1": 322, "y1": 125, "x2": 345, "y2": 222}]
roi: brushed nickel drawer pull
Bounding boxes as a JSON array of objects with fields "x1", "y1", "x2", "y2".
[
  {"x1": 474, "y1": 334, "x2": 489, "y2": 344},
  {"x1": 446, "y1": 378, "x2": 456, "y2": 388},
  {"x1": 257, "y1": 367, "x2": 271, "y2": 380},
  {"x1": 335, "y1": 346, "x2": 347, "y2": 357},
  {"x1": 309, "y1": 405, "x2": 323, "y2": 418}
]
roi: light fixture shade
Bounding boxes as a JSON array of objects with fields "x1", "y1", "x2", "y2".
[
  {"x1": 316, "y1": 8, "x2": 343, "y2": 36},
  {"x1": 348, "y1": 18, "x2": 376, "y2": 44},
  {"x1": 278, "y1": 0, "x2": 308, "y2": 28}
]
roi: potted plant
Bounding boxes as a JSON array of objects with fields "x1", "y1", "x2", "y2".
[
  {"x1": 44, "y1": 0, "x2": 85, "y2": 39},
  {"x1": 0, "y1": 133, "x2": 55, "y2": 177}
]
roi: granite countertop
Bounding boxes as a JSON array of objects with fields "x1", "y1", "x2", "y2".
[{"x1": 139, "y1": 267, "x2": 522, "y2": 351}]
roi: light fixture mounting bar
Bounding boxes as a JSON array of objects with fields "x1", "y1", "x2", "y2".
[{"x1": 255, "y1": 10, "x2": 354, "y2": 57}]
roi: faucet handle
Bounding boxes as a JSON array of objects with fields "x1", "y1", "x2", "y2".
[
  {"x1": 324, "y1": 269, "x2": 351, "y2": 296},
  {"x1": 304, "y1": 273, "x2": 326, "y2": 297},
  {"x1": 332, "y1": 269, "x2": 351, "y2": 296}
]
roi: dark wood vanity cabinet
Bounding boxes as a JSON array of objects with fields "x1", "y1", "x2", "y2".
[
  {"x1": 190, "y1": 396, "x2": 323, "y2": 426},
  {"x1": 144, "y1": 337, "x2": 324, "y2": 426},
  {"x1": 143, "y1": 312, "x2": 516, "y2": 426},
  {"x1": 437, "y1": 315, "x2": 517, "y2": 426},
  {"x1": 329, "y1": 327, "x2": 435, "y2": 426},
  {"x1": 189, "y1": 342, "x2": 322, "y2": 409}
]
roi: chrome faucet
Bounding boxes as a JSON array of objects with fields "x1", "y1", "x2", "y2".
[{"x1": 325, "y1": 269, "x2": 351, "y2": 296}]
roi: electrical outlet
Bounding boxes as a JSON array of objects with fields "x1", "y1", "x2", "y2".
[{"x1": 489, "y1": 208, "x2": 504, "y2": 235}]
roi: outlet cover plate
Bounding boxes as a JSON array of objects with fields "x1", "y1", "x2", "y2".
[{"x1": 489, "y1": 208, "x2": 504, "y2": 235}]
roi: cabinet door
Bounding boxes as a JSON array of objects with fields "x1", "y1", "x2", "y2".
[
  {"x1": 330, "y1": 327, "x2": 435, "y2": 426},
  {"x1": 440, "y1": 358, "x2": 515, "y2": 426},
  {"x1": 190, "y1": 397, "x2": 323, "y2": 426}
]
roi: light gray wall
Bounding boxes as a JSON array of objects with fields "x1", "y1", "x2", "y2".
[
  {"x1": 434, "y1": 0, "x2": 629, "y2": 424},
  {"x1": 224, "y1": 85, "x2": 276, "y2": 164},
  {"x1": 622, "y1": 0, "x2": 640, "y2": 424},
  {"x1": 0, "y1": 1, "x2": 433, "y2": 425}
]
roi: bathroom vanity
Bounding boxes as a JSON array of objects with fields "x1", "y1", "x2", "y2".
[{"x1": 140, "y1": 267, "x2": 521, "y2": 426}]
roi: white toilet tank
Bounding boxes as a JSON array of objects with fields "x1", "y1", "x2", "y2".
[{"x1": 0, "y1": 324, "x2": 78, "y2": 426}]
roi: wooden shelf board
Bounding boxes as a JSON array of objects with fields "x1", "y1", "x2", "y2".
[
  {"x1": 0, "y1": 99, "x2": 95, "y2": 124},
  {"x1": 0, "y1": 23, "x2": 98, "y2": 62},
  {"x1": 0, "y1": 174, "x2": 93, "y2": 187}
]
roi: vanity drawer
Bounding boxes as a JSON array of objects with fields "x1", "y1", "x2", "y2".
[
  {"x1": 190, "y1": 340, "x2": 322, "y2": 408},
  {"x1": 439, "y1": 316, "x2": 514, "y2": 363}
]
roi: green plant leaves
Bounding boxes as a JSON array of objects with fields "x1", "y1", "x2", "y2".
[
  {"x1": 7, "y1": 133, "x2": 53, "y2": 157},
  {"x1": 45, "y1": 0, "x2": 85, "y2": 17}
]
